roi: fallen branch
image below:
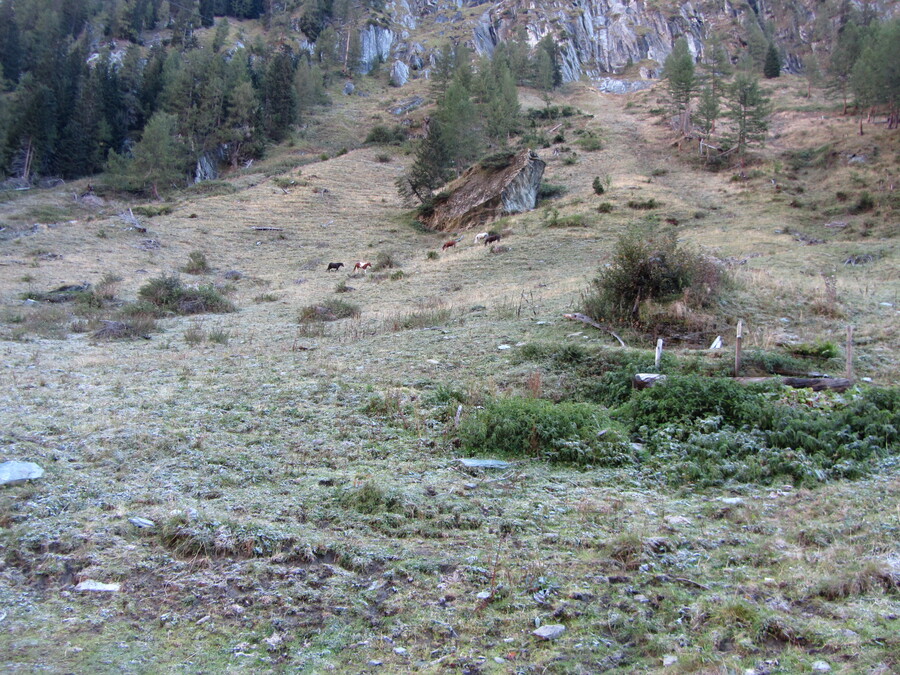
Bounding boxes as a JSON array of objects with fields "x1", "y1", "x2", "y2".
[
  {"x1": 563, "y1": 313, "x2": 627, "y2": 347},
  {"x1": 249, "y1": 226, "x2": 284, "y2": 231}
]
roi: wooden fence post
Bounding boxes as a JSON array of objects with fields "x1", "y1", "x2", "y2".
[
  {"x1": 734, "y1": 320, "x2": 743, "y2": 377},
  {"x1": 846, "y1": 325, "x2": 854, "y2": 380},
  {"x1": 655, "y1": 338, "x2": 663, "y2": 370}
]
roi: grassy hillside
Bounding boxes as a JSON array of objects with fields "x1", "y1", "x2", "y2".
[{"x1": 0, "y1": 76, "x2": 898, "y2": 673}]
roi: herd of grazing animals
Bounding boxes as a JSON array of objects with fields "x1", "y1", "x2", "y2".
[{"x1": 326, "y1": 231, "x2": 503, "y2": 272}]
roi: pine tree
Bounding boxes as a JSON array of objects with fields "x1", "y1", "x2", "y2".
[
  {"x1": 430, "y1": 43, "x2": 456, "y2": 97},
  {"x1": 827, "y1": 21, "x2": 863, "y2": 114},
  {"x1": 701, "y1": 33, "x2": 731, "y2": 98},
  {"x1": 763, "y1": 43, "x2": 781, "y2": 78},
  {"x1": 664, "y1": 37, "x2": 695, "y2": 134},
  {"x1": 483, "y1": 62, "x2": 519, "y2": 145},
  {"x1": 295, "y1": 57, "x2": 329, "y2": 118},
  {"x1": 724, "y1": 72, "x2": 771, "y2": 168},
  {"x1": 0, "y1": 0, "x2": 21, "y2": 86},
  {"x1": 261, "y1": 50, "x2": 297, "y2": 142},
  {"x1": 743, "y1": 14, "x2": 769, "y2": 71},
  {"x1": 534, "y1": 34, "x2": 561, "y2": 90},
  {"x1": 696, "y1": 85, "x2": 719, "y2": 137},
  {"x1": 106, "y1": 111, "x2": 188, "y2": 197}
]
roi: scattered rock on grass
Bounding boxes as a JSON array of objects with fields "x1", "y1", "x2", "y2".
[
  {"x1": 74, "y1": 580, "x2": 121, "y2": 592},
  {"x1": 811, "y1": 661, "x2": 831, "y2": 672},
  {"x1": 0, "y1": 461, "x2": 44, "y2": 486},
  {"x1": 532, "y1": 624, "x2": 566, "y2": 640},
  {"x1": 129, "y1": 517, "x2": 156, "y2": 528},
  {"x1": 457, "y1": 458, "x2": 511, "y2": 469}
]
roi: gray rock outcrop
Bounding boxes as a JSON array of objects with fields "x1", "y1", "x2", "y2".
[
  {"x1": 418, "y1": 149, "x2": 545, "y2": 232},
  {"x1": 390, "y1": 60, "x2": 410, "y2": 86},
  {"x1": 358, "y1": 24, "x2": 394, "y2": 74}
]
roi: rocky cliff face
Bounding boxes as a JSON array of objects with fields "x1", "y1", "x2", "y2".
[{"x1": 368, "y1": 0, "x2": 896, "y2": 86}]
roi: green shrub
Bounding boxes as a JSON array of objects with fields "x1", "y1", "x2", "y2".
[
  {"x1": 299, "y1": 298, "x2": 361, "y2": 322},
  {"x1": 850, "y1": 191, "x2": 875, "y2": 213},
  {"x1": 478, "y1": 151, "x2": 516, "y2": 171},
  {"x1": 627, "y1": 198, "x2": 661, "y2": 210},
  {"x1": 583, "y1": 228, "x2": 724, "y2": 325},
  {"x1": 577, "y1": 134, "x2": 602, "y2": 151},
  {"x1": 373, "y1": 250, "x2": 400, "y2": 270},
  {"x1": 592, "y1": 176, "x2": 605, "y2": 195},
  {"x1": 458, "y1": 397, "x2": 632, "y2": 465},
  {"x1": 597, "y1": 202, "x2": 614, "y2": 213},
  {"x1": 182, "y1": 250, "x2": 210, "y2": 274},
  {"x1": 137, "y1": 276, "x2": 236, "y2": 315},
  {"x1": 364, "y1": 124, "x2": 407, "y2": 145},
  {"x1": 639, "y1": 385, "x2": 900, "y2": 487},
  {"x1": 338, "y1": 481, "x2": 405, "y2": 514},
  {"x1": 789, "y1": 340, "x2": 839, "y2": 360},
  {"x1": 538, "y1": 182, "x2": 566, "y2": 201},
  {"x1": 619, "y1": 375, "x2": 759, "y2": 430}
]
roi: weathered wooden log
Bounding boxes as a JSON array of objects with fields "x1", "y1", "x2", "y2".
[{"x1": 734, "y1": 377, "x2": 854, "y2": 392}]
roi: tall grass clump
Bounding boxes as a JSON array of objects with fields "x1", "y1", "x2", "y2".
[
  {"x1": 584, "y1": 228, "x2": 724, "y2": 327},
  {"x1": 458, "y1": 397, "x2": 632, "y2": 466}
]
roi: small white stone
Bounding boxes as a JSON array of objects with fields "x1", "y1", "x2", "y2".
[
  {"x1": 393, "y1": 647, "x2": 407, "y2": 655},
  {"x1": 811, "y1": 661, "x2": 831, "y2": 672},
  {"x1": 476, "y1": 591, "x2": 492, "y2": 600},
  {"x1": 662, "y1": 654, "x2": 678, "y2": 666},
  {"x1": 497, "y1": 344, "x2": 511, "y2": 350},
  {"x1": 74, "y1": 580, "x2": 121, "y2": 592}
]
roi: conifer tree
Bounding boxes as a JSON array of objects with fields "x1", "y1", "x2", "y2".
[
  {"x1": 827, "y1": 21, "x2": 862, "y2": 114},
  {"x1": 664, "y1": 37, "x2": 695, "y2": 134},
  {"x1": 763, "y1": 43, "x2": 781, "y2": 78},
  {"x1": 724, "y1": 72, "x2": 771, "y2": 168},
  {"x1": 106, "y1": 111, "x2": 188, "y2": 197},
  {"x1": 261, "y1": 50, "x2": 297, "y2": 142}
]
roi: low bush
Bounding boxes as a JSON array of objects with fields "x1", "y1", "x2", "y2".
[
  {"x1": 538, "y1": 182, "x2": 566, "y2": 201},
  {"x1": 364, "y1": 124, "x2": 407, "y2": 145},
  {"x1": 627, "y1": 198, "x2": 661, "y2": 210},
  {"x1": 458, "y1": 397, "x2": 632, "y2": 465},
  {"x1": 137, "y1": 275, "x2": 235, "y2": 316},
  {"x1": 299, "y1": 298, "x2": 361, "y2": 322},
  {"x1": 584, "y1": 228, "x2": 724, "y2": 326},
  {"x1": 619, "y1": 375, "x2": 760, "y2": 430},
  {"x1": 373, "y1": 250, "x2": 400, "y2": 271},
  {"x1": 182, "y1": 250, "x2": 210, "y2": 274},
  {"x1": 789, "y1": 340, "x2": 839, "y2": 360},
  {"x1": 640, "y1": 384, "x2": 900, "y2": 487}
]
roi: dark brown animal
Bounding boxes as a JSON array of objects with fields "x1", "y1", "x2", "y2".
[
  {"x1": 483, "y1": 234, "x2": 502, "y2": 246},
  {"x1": 442, "y1": 240, "x2": 457, "y2": 251},
  {"x1": 326, "y1": 262, "x2": 344, "y2": 271}
]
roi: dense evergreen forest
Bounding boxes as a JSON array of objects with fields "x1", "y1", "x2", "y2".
[{"x1": 0, "y1": 0, "x2": 895, "y2": 196}]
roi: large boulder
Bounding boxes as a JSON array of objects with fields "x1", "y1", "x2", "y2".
[
  {"x1": 390, "y1": 60, "x2": 410, "y2": 86},
  {"x1": 418, "y1": 149, "x2": 545, "y2": 232}
]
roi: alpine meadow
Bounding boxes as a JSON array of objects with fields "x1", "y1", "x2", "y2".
[{"x1": 0, "y1": 0, "x2": 898, "y2": 672}]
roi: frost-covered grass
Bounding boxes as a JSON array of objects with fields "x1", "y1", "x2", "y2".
[{"x1": 0, "y1": 76, "x2": 898, "y2": 673}]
